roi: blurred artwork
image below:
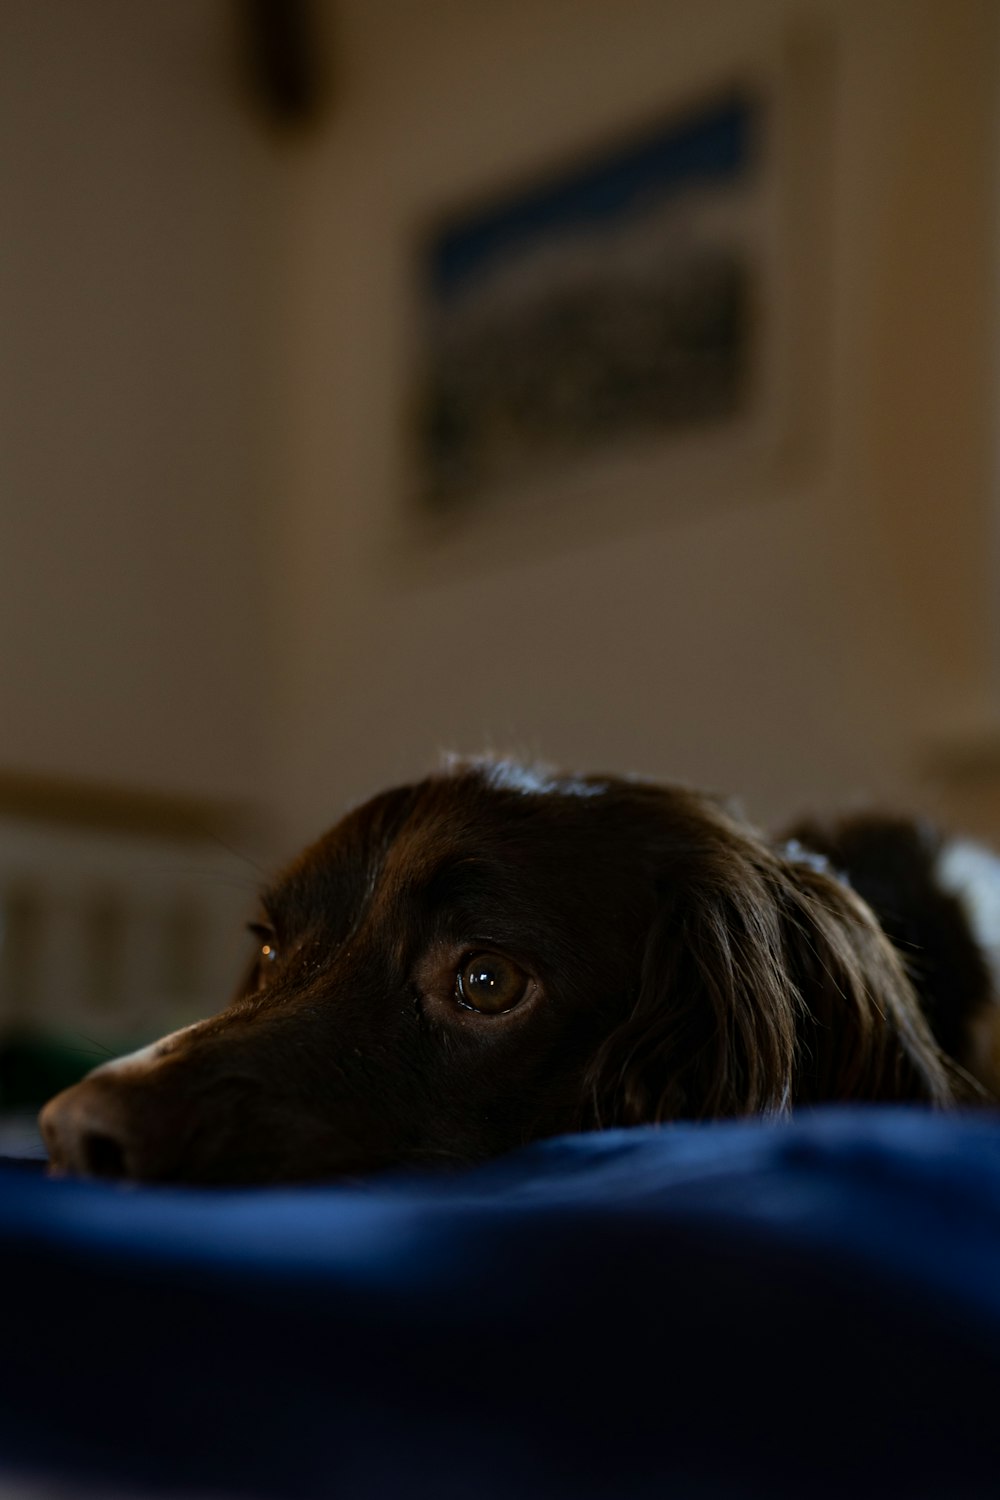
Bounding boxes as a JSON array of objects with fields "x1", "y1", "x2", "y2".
[{"x1": 416, "y1": 93, "x2": 761, "y2": 512}]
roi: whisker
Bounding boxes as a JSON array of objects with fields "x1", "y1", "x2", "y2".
[
  {"x1": 72, "y1": 1032, "x2": 117, "y2": 1059},
  {"x1": 197, "y1": 827, "x2": 271, "y2": 882}
]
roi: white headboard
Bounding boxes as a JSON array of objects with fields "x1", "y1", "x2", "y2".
[{"x1": 0, "y1": 784, "x2": 264, "y2": 1053}]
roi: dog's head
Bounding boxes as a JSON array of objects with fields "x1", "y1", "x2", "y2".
[{"x1": 40, "y1": 760, "x2": 955, "y2": 1183}]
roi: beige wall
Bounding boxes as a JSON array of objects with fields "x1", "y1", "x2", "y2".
[
  {"x1": 0, "y1": 0, "x2": 282, "y2": 804},
  {"x1": 2, "y1": 0, "x2": 999, "y2": 851},
  {"x1": 272, "y1": 0, "x2": 1000, "y2": 844}
]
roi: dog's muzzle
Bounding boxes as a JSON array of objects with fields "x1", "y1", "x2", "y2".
[{"x1": 39, "y1": 1029, "x2": 202, "y2": 1181}]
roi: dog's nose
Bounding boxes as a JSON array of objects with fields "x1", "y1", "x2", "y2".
[{"x1": 39, "y1": 1081, "x2": 136, "y2": 1179}]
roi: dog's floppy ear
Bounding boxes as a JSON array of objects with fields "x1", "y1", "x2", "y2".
[
  {"x1": 584, "y1": 819, "x2": 956, "y2": 1126},
  {"x1": 773, "y1": 853, "x2": 956, "y2": 1105}
]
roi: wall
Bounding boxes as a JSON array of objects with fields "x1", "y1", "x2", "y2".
[
  {"x1": 2, "y1": 0, "x2": 998, "y2": 856},
  {"x1": 0, "y1": 0, "x2": 282, "y2": 806},
  {"x1": 271, "y1": 0, "x2": 1000, "y2": 845}
]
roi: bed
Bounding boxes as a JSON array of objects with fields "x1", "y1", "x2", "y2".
[{"x1": 1, "y1": 1106, "x2": 999, "y2": 1498}]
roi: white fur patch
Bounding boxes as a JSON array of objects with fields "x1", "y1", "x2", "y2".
[
  {"x1": 936, "y1": 838, "x2": 1000, "y2": 1084},
  {"x1": 936, "y1": 839, "x2": 1000, "y2": 973},
  {"x1": 448, "y1": 755, "x2": 606, "y2": 799}
]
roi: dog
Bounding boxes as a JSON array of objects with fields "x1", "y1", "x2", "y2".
[{"x1": 39, "y1": 758, "x2": 1000, "y2": 1184}]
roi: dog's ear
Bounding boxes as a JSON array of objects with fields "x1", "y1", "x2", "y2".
[
  {"x1": 584, "y1": 828, "x2": 956, "y2": 1127},
  {"x1": 773, "y1": 854, "x2": 956, "y2": 1105}
]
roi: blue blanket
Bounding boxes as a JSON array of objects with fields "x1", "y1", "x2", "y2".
[{"x1": 2, "y1": 1107, "x2": 999, "y2": 1498}]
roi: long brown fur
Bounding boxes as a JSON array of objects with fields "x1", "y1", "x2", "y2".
[{"x1": 584, "y1": 794, "x2": 956, "y2": 1128}]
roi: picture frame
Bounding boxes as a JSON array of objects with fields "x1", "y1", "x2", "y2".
[{"x1": 402, "y1": 27, "x2": 832, "y2": 557}]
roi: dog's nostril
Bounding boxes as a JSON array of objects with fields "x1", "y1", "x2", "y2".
[
  {"x1": 40, "y1": 1085, "x2": 144, "y2": 1180},
  {"x1": 81, "y1": 1130, "x2": 127, "y2": 1179}
]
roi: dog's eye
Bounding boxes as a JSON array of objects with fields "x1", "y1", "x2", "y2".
[
  {"x1": 248, "y1": 922, "x2": 279, "y2": 989},
  {"x1": 456, "y1": 952, "x2": 529, "y2": 1014}
]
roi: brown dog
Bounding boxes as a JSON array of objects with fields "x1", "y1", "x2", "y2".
[{"x1": 40, "y1": 759, "x2": 999, "y2": 1184}]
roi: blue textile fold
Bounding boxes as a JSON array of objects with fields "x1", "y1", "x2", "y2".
[{"x1": 1, "y1": 1107, "x2": 998, "y2": 1498}]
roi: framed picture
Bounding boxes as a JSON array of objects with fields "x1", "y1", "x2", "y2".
[{"x1": 406, "y1": 32, "x2": 830, "y2": 542}]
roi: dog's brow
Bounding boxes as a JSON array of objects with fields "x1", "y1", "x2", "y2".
[
  {"x1": 422, "y1": 854, "x2": 492, "y2": 892},
  {"x1": 255, "y1": 890, "x2": 287, "y2": 933},
  {"x1": 256, "y1": 874, "x2": 338, "y2": 936},
  {"x1": 262, "y1": 836, "x2": 398, "y2": 940},
  {"x1": 415, "y1": 855, "x2": 531, "y2": 922}
]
